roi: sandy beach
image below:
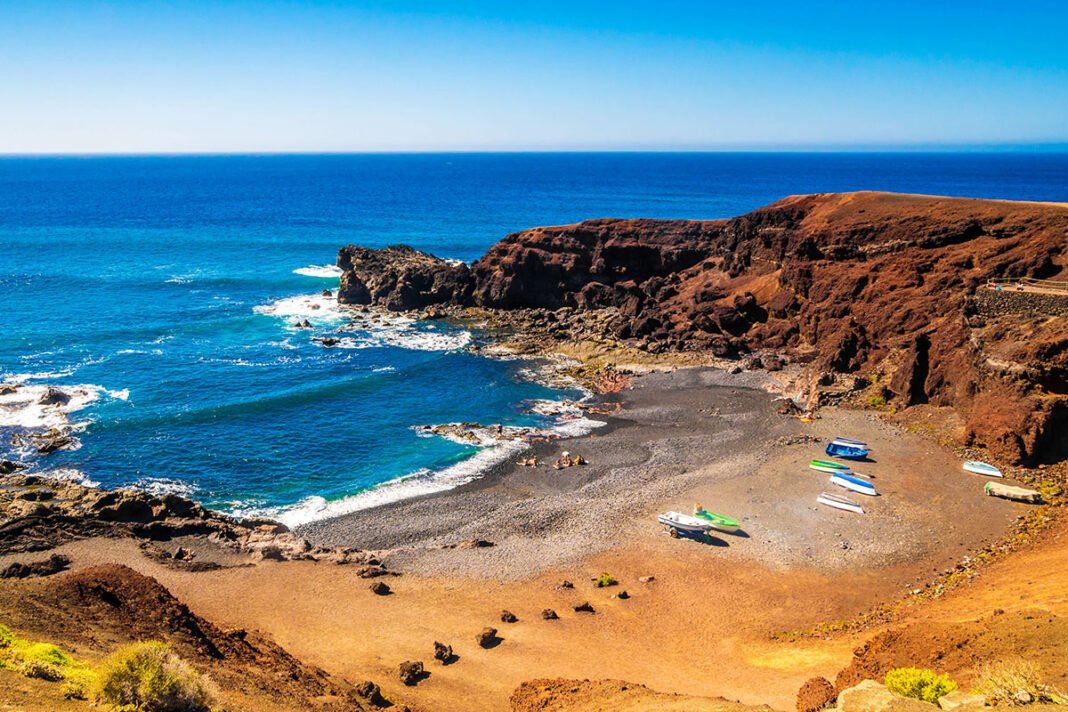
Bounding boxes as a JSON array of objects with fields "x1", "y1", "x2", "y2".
[
  {"x1": 4, "y1": 365, "x2": 1039, "y2": 711},
  {"x1": 299, "y1": 367, "x2": 1020, "y2": 580}
]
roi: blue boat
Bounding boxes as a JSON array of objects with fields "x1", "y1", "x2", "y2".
[
  {"x1": 826, "y1": 439, "x2": 869, "y2": 459},
  {"x1": 830, "y1": 472, "x2": 879, "y2": 496}
]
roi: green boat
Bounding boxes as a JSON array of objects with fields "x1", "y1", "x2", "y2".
[
  {"x1": 809, "y1": 459, "x2": 852, "y2": 474},
  {"x1": 693, "y1": 504, "x2": 740, "y2": 533}
]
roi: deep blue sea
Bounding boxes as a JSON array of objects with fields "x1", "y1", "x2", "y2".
[{"x1": 2, "y1": 153, "x2": 1066, "y2": 525}]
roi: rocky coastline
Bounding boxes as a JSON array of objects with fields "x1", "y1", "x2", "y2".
[{"x1": 335, "y1": 191, "x2": 1068, "y2": 465}]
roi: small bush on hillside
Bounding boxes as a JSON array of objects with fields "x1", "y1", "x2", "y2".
[
  {"x1": 593, "y1": 573, "x2": 618, "y2": 588},
  {"x1": 973, "y1": 659, "x2": 1067, "y2": 706},
  {"x1": 0, "y1": 622, "x2": 94, "y2": 689},
  {"x1": 94, "y1": 641, "x2": 216, "y2": 712},
  {"x1": 17, "y1": 658, "x2": 65, "y2": 681},
  {"x1": 867, "y1": 395, "x2": 887, "y2": 408},
  {"x1": 885, "y1": 667, "x2": 958, "y2": 703}
]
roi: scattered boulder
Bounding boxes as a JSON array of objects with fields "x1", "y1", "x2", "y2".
[
  {"x1": 319, "y1": 337, "x2": 340, "y2": 347},
  {"x1": 558, "y1": 580, "x2": 574, "y2": 589},
  {"x1": 638, "y1": 575, "x2": 656, "y2": 583},
  {"x1": 835, "y1": 680, "x2": 936, "y2": 711},
  {"x1": 433, "y1": 641, "x2": 454, "y2": 664},
  {"x1": 614, "y1": 590, "x2": 629, "y2": 600},
  {"x1": 541, "y1": 609, "x2": 559, "y2": 620},
  {"x1": 398, "y1": 660, "x2": 425, "y2": 686},
  {"x1": 796, "y1": 676, "x2": 836, "y2": 712},
  {"x1": 937, "y1": 691, "x2": 986, "y2": 710},
  {"x1": 574, "y1": 601, "x2": 595, "y2": 614},
  {"x1": 0, "y1": 460, "x2": 23, "y2": 475},
  {"x1": 354, "y1": 680, "x2": 382, "y2": 703},
  {"x1": 476, "y1": 627, "x2": 499, "y2": 648},
  {"x1": 355, "y1": 564, "x2": 390, "y2": 578},
  {"x1": 369, "y1": 581, "x2": 391, "y2": 596},
  {"x1": 500, "y1": 610, "x2": 518, "y2": 623},
  {"x1": 321, "y1": 289, "x2": 333, "y2": 297},
  {"x1": 38, "y1": 387, "x2": 71, "y2": 406}
]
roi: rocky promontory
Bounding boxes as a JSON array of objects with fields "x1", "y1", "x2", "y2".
[{"x1": 337, "y1": 191, "x2": 1068, "y2": 464}]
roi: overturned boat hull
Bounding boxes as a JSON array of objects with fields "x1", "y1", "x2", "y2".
[{"x1": 817, "y1": 492, "x2": 864, "y2": 514}]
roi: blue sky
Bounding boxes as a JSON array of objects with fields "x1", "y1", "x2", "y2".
[{"x1": 1, "y1": 1, "x2": 1066, "y2": 152}]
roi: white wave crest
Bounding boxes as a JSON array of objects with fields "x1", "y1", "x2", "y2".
[
  {"x1": 37, "y1": 467, "x2": 100, "y2": 488},
  {"x1": 270, "y1": 440, "x2": 527, "y2": 528},
  {"x1": 254, "y1": 293, "x2": 347, "y2": 324},
  {"x1": 0, "y1": 383, "x2": 128, "y2": 430},
  {"x1": 133, "y1": 477, "x2": 198, "y2": 498},
  {"x1": 294, "y1": 264, "x2": 343, "y2": 278}
]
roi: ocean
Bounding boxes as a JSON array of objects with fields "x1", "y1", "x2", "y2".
[{"x1": 2, "y1": 153, "x2": 1066, "y2": 526}]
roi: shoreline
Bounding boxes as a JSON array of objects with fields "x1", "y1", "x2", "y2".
[{"x1": 297, "y1": 365, "x2": 1024, "y2": 582}]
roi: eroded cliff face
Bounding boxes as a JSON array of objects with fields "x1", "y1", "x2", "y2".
[{"x1": 336, "y1": 192, "x2": 1068, "y2": 464}]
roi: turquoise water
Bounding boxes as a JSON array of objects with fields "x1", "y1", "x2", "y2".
[{"x1": 2, "y1": 153, "x2": 1066, "y2": 524}]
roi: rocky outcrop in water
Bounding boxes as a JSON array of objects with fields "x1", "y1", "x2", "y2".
[{"x1": 336, "y1": 192, "x2": 1068, "y2": 464}]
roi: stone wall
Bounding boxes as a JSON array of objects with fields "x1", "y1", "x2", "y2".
[{"x1": 975, "y1": 289, "x2": 1068, "y2": 318}]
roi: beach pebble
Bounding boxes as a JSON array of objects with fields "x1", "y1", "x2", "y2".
[
  {"x1": 574, "y1": 601, "x2": 595, "y2": 614},
  {"x1": 638, "y1": 575, "x2": 655, "y2": 583},
  {"x1": 614, "y1": 591, "x2": 629, "y2": 600},
  {"x1": 541, "y1": 609, "x2": 559, "y2": 620},
  {"x1": 369, "y1": 581, "x2": 391, "y2": 595},
  {"x1": 557, "y1": 580, "x2": 574, "y2": 589},
  {"x1": 500, "y1": 610, "x2": 518, "y2": 623}
]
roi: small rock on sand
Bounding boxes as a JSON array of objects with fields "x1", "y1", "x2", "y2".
[
  {"x1": 574, "y1": 601, "x2": 595, "y2": 614},
  {"x1": 541, "y1": 609, "x2": 559, "y2": 620},
  {"x1": 614, "y1": 591, "x2": 629, "y2": 600},
  {"x1": 639, "y1": 575, "x2": 655, "y2": 583},
  {"x1": 500, "y1": 610, "x2": 518, "y2": 623},
  {"x1": 476, "y1": 627, "x2": 499, "y2": 648},
  {"x1": 558, "y1": 580, "x2": 574, "y2": 589},
  {"x1": 370, "y1": 581, "x2": 391, "y2": 596},
  {"x1": 398, "y1": 660, "x2": 424, "y2": 686},
  {"x1": 432, "y1": 641, "x2": 453, "y2": 663}
]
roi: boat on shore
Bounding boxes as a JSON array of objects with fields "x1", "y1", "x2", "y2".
[
  {"x1": 693, "y1": 504, "x2": 740, "y2": 533},
  {"x1": 826, "y1": 439, "x2": 869, "y2": 459},
  {"x1": 658, "y1": 511, "x2": 714, "y2": 537},
  {"x1": 964, "y1": 460, "x2": 1003, "y2": 478},
  {"x1": 830, "y1": 472, "x2": 878, "y2": 496},
  {"x1": 817, "y1": 492, "x2": 865, "y2": 514},
  {"x1": 809, "y1": 459, "x2": 852, "y2": 474},
  {"x1": 985, "y1": 481, "x2": 1041, "y2": 503}
]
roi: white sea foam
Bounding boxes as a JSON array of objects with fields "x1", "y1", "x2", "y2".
[
  {"x1": 36, "y1": 467, "x2": 100, "y2": 488},
  {"x1": 254, "y1": 292, "x2": 348, "y2": 324},
  {"x1": 294, "y1": 264, "x2": 343, "y2": 278},
  {"x1": 133, "y1": 477, "x2": 198, "y2": 498},
  {"x1": 270, "y1": 440, "x2": 527, "y2": 528},
  {"x1": 263, "y1": 403, "x2": 605, "y2": 527},
  {"x1": 0, "y1": 383, "x2": 126, "y2": 430}
]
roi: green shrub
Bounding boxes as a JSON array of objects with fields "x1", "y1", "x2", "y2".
[
  {"x1": 885, "y1": 667, "x2": 958, "y2": 703},
  {"x1": 19, "y1": 642, "x2": 74, "y2": 668},
  {"x1": 0, "y1": 624, "x2": 16, "y2": 648},
  {"x1": 94, "y1": 641, "x2": 216, "y2": 712},
  {"x1": 593, "y1": 573, "x2": 617, "y2": 588},
  {"x1": 17, "y1": 658, "x2": 65, "y2": 681},
  {"x1": 867, "y1": 395, "x2": 887, "y2": 408},
  {"x1": 973, "y1": 659, "x2": 1067, "y2": 706}
]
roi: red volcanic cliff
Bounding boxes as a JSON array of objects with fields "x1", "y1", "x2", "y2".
[{"x1": 338, "y1": 192, "x2": 1068, "y2": 464}]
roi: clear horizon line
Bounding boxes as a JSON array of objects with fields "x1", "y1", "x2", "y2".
[{"x1": 2, "y1": 143, "x2": 1068, "y2": 158}]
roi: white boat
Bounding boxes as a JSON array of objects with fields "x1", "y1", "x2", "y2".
[
  {"x1": 830, "y1": 472, "x2": 879, "y2": 496},
  {"x1": 832, "y1": 437, "x2": 869, "y2": 448},
  {"x1": 963, "y1": 460, "x2": 1003, "y2": 478},
  {"x1": 657, "y1": 511, "x2": 714, "y2": 536},
  {"x1": 817, "y1": 492, "x2": 864, "y2": 514}
]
